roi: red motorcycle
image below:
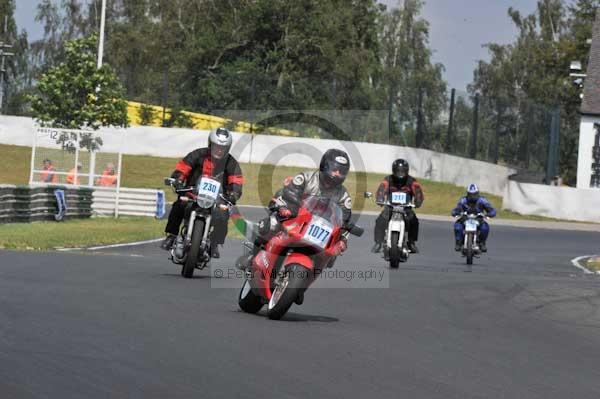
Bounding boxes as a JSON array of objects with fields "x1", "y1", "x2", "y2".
[{"x1": 237, "y1": 195, "x2": 363, "y2": 320}]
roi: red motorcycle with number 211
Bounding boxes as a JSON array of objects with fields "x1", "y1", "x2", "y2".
[{"x1": 238, "y1": 195, "x2": 363, "y2": 320}]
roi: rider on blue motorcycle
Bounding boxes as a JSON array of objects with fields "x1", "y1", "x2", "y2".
[{"x1": 451, "y1": 184, "x2": 496, "y2": 253}]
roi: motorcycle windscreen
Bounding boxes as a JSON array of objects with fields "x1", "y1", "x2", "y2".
[{"x1": 299, "y1": 195, "x2": 343, "y2": 248}]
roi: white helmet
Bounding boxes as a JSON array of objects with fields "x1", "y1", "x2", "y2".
[{"x1": 208, "y1": 128, "x2": 232, "y2": 159}]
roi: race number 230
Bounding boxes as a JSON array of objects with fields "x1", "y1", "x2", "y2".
[{"x1": 202, "y1": 181, "x2": 218, "y2": 193}]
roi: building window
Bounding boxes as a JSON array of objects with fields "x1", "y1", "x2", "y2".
[{"x1": 591, "y1": 123, "x2": 600, "y2": 187}]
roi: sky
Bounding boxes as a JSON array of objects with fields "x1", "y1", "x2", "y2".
[{"x1": 15, "y1": 0, "x2": 541, "y2": 90}]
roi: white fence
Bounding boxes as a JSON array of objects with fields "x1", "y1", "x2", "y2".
[
  {"x1": 92, "y1": 187, "x2": 165, "y2": 218},
  {"x1": 0, "y1": 115, "x2": 514, "y2": 196},
  {"x1": 503, "y1": 180, "x2": 600, "y2": 223}
]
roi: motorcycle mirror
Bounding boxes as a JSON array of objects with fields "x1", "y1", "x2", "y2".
[
  {"x1": 164, "y1": 177, "x2": 176, "y2": 186},
  {"x1": 363, "y1": 191, "x2": 373, "y2": 198}
]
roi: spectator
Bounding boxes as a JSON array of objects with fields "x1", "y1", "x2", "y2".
[
  {"x1": 550, "y1": 175, "x2": 563, "y2": 186},
  {"x1": 40, "y1": 159, "x2": 58, "y2": 183},
  {"x1": 66, "y1": 163, "x2": 82, "y2": 185},
  {"x1": 96, "y1": 162, "x2": 118, "y2": 186}
]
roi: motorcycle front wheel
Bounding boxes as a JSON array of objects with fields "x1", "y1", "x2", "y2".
[
  {"x1": 389, "y1": 231, "x2": 401, "y2": 269},
  {"x1": 466, "y1": 233, "x2": 474, "y2": 266},
  {"x1": 182, "y1": 219, "x2": 205, "y2": 278},
  {"x1": 238, "y1": 280, "x2": 264, "y2": 314},
  {"x1": 267, "y1": 264, "x2": 308, "y2": 320}
]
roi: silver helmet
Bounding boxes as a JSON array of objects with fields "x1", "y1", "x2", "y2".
[{"x1": 208, "y1": 127, "x2": 232, "y2": 159}]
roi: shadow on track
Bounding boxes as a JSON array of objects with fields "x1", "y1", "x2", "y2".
[
  {"x1": 281, "y1": 312, "x2": 339, "y2": 323},
  {"x1": 234, "y1": 310, "x2": 339, "y2": 323},
  {"x1": 161, "y1": 273, "x2": 211, "y2": 280}
]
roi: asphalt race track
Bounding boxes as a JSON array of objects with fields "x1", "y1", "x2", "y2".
[{"x1": 1, "y1": 208, "x2": 600, "y2": 398}]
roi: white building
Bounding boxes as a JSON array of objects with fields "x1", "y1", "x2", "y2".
[{"x1": 578, "y1": 11, "x2": 600, "y2": 189}]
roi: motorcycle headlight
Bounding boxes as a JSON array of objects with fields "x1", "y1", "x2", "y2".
[
  {"x1": 197, "y1": 194, "x2": 216, "y2": 209},
  {"x1": 391, "y1": 212, "x2": 404, "y2": 221}
]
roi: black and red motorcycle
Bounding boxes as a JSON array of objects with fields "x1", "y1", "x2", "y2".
[{"x1": 164, "y1": 176, "x2": 231, "y2": 278}]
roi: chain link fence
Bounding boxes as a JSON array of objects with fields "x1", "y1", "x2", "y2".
[
  {"x1": 30, "y1": 127, "x2": 122, "y2": 189},
  {"x1": 136, "y1": 75, "x2": 563, "y2": 183}
]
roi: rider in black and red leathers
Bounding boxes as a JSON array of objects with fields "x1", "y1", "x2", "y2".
[
  {"x1": 372, "y1": 159, "x2": 424, "y2": 254},
  {"x1": 161, "y1": 128, "x2": 243, "y2": 258}
]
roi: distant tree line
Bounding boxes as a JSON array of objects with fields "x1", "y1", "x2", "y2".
[
  {"x1": 0, "y1": 0, "x2": 446, "y2": 142},
  {"x1": 466, "y1": 0, "x2": 599, "y2": 183},
  {"x1": 0, "y1": 0, "x2": 598, "y2": 182}
]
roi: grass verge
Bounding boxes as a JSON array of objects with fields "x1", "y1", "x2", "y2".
[
  {"x1": 0, "y1": 216, "x2": 244, "y2": 251},
  {"x1": 0, "y1": 217, "x2": 165, "y2": 250},
  {"x1": 585, "y1": 257, "x2": 600, "y2": 273}
]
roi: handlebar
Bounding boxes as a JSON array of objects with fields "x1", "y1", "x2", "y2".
[
  {"x1": 344, "y1": 222, "x2": 364, "y2": 237},
  {"x1": 219, "y1": 194, "x2": 234, "y2": 207},
  {"x1": 164, "y1": 177, "x2": 192, "y2": 194},
  {"x1": 376, "y1": 201, "x2": 416, "y2": 208},
  {"x1": 454, "y1": 212, "x2": 489, "y2": 221},
  {"x1": 164, "y1": 177, "x2": 234, "y2": 208}
]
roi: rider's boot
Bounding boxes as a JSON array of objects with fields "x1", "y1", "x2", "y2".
[
  {"x1": 371, "y1": 242, "x2": 382, "y2": 253},
  {"x1": 236, "y1": 254, "x2": 252, "y2": 271},
  {"x1": 407, "y1": 241, "x2": 419, "y2": 254},
  {"x1": 160, "y1": 234, "x2": 176, "y2": 251},
  {"x1": 237, "y1": 214, "x2": 279, "y2": 271},
  {"x1": 236, "y1": 236, "x2": 266, "y2": 271},
  {"x1": 210, "y1": 243, "x2": 220, "y2": 258},
  {"x1": 479, "y1": 241, "x2": 487, "y2": 253},
  {"x1": 295, "y1": 290, "x2": 304, "y2": 305},
  {"x1": 454, "y1": 240, "x2": 462, "y2": 252}
]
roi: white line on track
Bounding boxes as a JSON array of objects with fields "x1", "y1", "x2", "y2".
[
  {"x1": 237, "y1": 206, "x2": 600, "y2": 231},
  {"x1": 86, "y1": 238, "x2": 162, "y2": 251},
  {"x1": 570, "y1": 255, "x2": 597, "y2": 274}
]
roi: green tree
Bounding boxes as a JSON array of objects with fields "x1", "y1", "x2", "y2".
[
  {"x1": 31, "y1": 0, "x2": 88, "y2": 71},
  {"x1": 0, "y1": 0, "x2": 30, "y2": 114},
  {"x1": 29, "y1": 34, "x2": 128, "y2": 129},
  {"x1": 138, "y1": 103, "x2": 156, "y2": 125},
  {"x1": 379, "y1": 0, "x2": 446, "y2": 146},
  {"x1": 469, "y1": 0, "x2": 599, "y2": 182},
  {"x1": 26, "y1": 0, "x2": 444, "y2": 141}
]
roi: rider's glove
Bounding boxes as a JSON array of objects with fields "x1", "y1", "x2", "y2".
[
  {"x1": 224, "y1": 191, "x2": 238, "y2": 206},
  {"x1": 173, "y1": 179, "x2": 185, "y2": 191},
  {"x1": 218, "y1": 195, "x2": 232, "y2": 211},
  {"x1": 277, "y1": 207, "x2": 293, "y2": 219},
  {"x1": 333, "y1": 239, "x2": 348, "y2": 256}
]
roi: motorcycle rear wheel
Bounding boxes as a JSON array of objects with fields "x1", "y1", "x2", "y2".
[{"x1": 267, "y1": 264, "x2": 308, "y2": 320}]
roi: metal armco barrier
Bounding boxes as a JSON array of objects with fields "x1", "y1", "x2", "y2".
[
  {"x1": 92, "y1": 187, "x2": 164, "y2": 217},
  {"x1": 0, "y1": 185, "x2": 93, "y2": 223}
]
